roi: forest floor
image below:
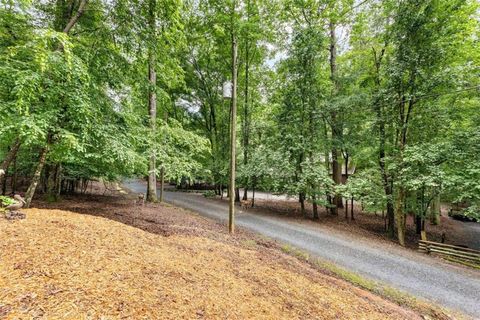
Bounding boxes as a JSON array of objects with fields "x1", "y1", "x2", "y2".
[
  {"x1": 124, "y1": 180, "x2": 480, "y2": 317},
  {"x1": 0, "y1": 187, "x2": 446, "y2": 319}
]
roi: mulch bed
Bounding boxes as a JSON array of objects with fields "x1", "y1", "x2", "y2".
[{"x1": 0, "y1": 188, "x2": 425, "y2": 319}]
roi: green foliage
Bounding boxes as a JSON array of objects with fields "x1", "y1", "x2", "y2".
[
  {"x1": 0, "y1": 196, "x2": 15, "y2": 207},
  {"x1": 0, "y1": 0, "x2": 479, "y2": 228},
  {"x1": 340, "y1": 169, "x2": 387, "y2": 213},
  {"x1": 203, "y1": 190, "x2": 216, "y2": 198},
  {"x1": 155, "y1": 119, "x2": 211, "y2": 182}
]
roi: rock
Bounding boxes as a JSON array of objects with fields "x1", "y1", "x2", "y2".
[{"x1": 5, "y1": 210, "x2": 26, "y2": 220}]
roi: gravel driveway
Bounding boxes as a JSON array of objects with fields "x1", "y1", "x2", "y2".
[{"x1": 124, "y1": 180, "x2": 480, "y2": 317}]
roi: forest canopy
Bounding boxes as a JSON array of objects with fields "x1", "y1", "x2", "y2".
[{"x1": 0, "y1": 0, "x2": 479, "y2": 245}]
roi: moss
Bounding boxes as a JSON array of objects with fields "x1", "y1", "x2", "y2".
[{"x1": 281, "y1": 244, "x2": 310, "y2": 261}]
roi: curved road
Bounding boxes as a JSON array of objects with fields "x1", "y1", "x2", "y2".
[{"x1": 124, "y1": 181, "x2": 480, "y2": 317}]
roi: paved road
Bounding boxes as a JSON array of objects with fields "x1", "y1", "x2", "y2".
[{"x1": 125, "y1": 181, "x2": 480, "y2": 317}]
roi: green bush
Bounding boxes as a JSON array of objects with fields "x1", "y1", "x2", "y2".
[
  {"x1": 203, "y1": 190, "x2": 216, "y2": 198},
  {"x1": 0, "y1": 196, "x2": 15, "y2": 207}
]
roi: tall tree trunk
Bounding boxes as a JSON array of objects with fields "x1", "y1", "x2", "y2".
[
  {"x1": 146, "y1": 0, "x2": 157, "y2": 202},
  {"x1": 159, "y1": 166, "x2": 165, "y2": 202},
  {"x1": 312, "y1": 198, "x2": 318, "y2": 220},
  {"x1": 1, "y1": 168, "x2": 7, "y2": 195},
  {"x1": 55, "y1": 164, "x2": 62, "y2": 197},
  {"x1": 323, "y1": 122, "x2": 333, "y2": 213},
  {"x1": 299, "y1": 192, "x2": 306, "y2": 217},
  {"x1": 25, "y1": 146, "x2": 48, "y2": 208},
  {"x1": 0, "y1": 138, "x2": 20, "y2": 171},
  {"x1": 386, "y1": 185, "x2": 394, "y2": 237},
  {"x1": 430, "y1": 193, "x2": 441, "y2": 225},
  {"x1": 158, "y1": 112, "x2": 168, "y2": 203},
  {"x1": 344, "y1": 153, "x2": 349, "y2": 220},
  {"x1": 308, "y1": 87, "x2": 317, "y2": 219},
  {"x1": 242, "y1": 0, "x2": 251, "y2": 202},
  {"x1": 376, "y1": 94, "x2": 394, "y2": 236},
  {"x1": 351, "y1": 197, "x2": 354, "y2": 220},
  {"x1": 415, "y1": 190, "x2": 422, "y2": 235},
  {"x1": 331, "y1": 150, "x2": 342, "y2": 212},
  {"x1": 252, "y1": 176, "x2": 256, "y2": 207},
  {"x1": 0, "y1": 138, "x2": 21, "y2": 191},
  {"x1": 371, "y1": 45, "x2": 394, "y2": 237},
  {"x1": 235, "y1": 187, "x2": 240, "y2": 203},
  {"x1": 395, "y1": 187, "x2": 406, "y2": 246},
  {"x1": 228, "y1": 27, "x2": 238, "y2": 234},
  {"x1": 297, "y1": 151, "x2": 306, "y2": 217},
  {"x1": 415, "y1": 215, "x2": 422, "y2": 235},
  {"x1": 395, "y1": 94, "x2": 414, "y2": 244},
  {"x1": 11, "y1": 153, "x2": 17, "y2": 194},
  {"x1": 329, "y1": 20, "x2": 343, "y2": 213},
  {"x1": 46, "y1": 164, "x2": 60, "y2": 202}
]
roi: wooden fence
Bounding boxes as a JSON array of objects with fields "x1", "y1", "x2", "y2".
[{"x1": 418, "y1": 240, "x2": 480, "y2": 268}]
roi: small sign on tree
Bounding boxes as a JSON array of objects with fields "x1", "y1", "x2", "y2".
[{"x1": 223, "y1": 81, "x2": 232, "y2": 99}]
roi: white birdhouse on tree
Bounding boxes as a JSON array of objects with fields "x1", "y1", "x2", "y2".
[{"x1": 223, "y1": 81, "x2": 232, "y2": 99}]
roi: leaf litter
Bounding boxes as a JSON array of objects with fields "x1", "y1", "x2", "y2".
[{"x1": 0, "y1": 193, "x2": 423, "y2": 319}]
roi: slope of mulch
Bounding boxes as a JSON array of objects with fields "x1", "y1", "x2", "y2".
[{"x1": 0, "y1": 195, "x2": 423, "y2": 319}]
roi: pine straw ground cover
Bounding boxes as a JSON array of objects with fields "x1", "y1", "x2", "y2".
[{"x1": 0, "y1": 196, "x2": 423, "y2": 319}]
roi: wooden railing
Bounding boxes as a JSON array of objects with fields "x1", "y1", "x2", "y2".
[{"x1": 418, "y1": 240, "x2": 480, "y2": 268}]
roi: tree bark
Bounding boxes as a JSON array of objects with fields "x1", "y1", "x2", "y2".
[
  {"x1": 331, "y1": 150, "x2": 343, "y2": 212},
  {"x1": 1, "y1": 138, "x2": 20, "y2": 172},
  {"x1": 1, "y1": 168, "x2": 7, "y2": 195},
  {"x1": 46, "y1": 164, "x2": 60, "y2": 201},
  {"x1": 371, "y1": 45, "x2": 394, "y2": 237},
  {"x1": 228, "y1": 27, "x2": 238, "y2": 234},
  {"x1": 25, "y1": 146, "x2": 48, "y2": 208},
  {"x1": 235, "y1": 187, "x2": 240, "y2": 203},
  {"x1": 146, "y1": 0, "x2": 157, "y2": 202},
  {"x1": 415, "y1": 214, "x2": 422, "y2": 235},
  {"x1": 63, "y1": 0, "x2": 88, "y2": 34},
  {"x1": 299, "y1": 192, "x2": 306, "y2": 217},
  {"x1": 395, "y1": 186, "x2": 406, "y2": 246},
  {"x1": 0, "y1": 138, "x2": 21, "y2": 192},
  {"x1": 375, "y1": 90, "x2": 394, "y2": 235},
  {"x1": 252, "y1": 176, "x2": 256, "y2": 207},
  {"x1": 386, "y1": 185, "x2": 394, "y2": 237},
  {"x1": 312, "y1": 197, "x2": 318, "y2": 220},
  {"x1": 430, "y1": 193, "x2": 441, "y2": 225},
  {"x1": 344, "y1": 153, "x2": 349, "y2": 220},
  {"x1": 11, "y1": 152, "x2": 17, "y2": 193},
  {"x1": 323, "y1": 122, "x2": 333, "y2": 213},
  {"x1": 159, "y1": 166, "x2": 165, "y2": 202},
  {"x1": 242, "y1": 0, "x2": 251, "y2": 202},
  {"x1": 329, "y1": 20, "x2": 343, "y2": 213},
  {"x1": 351, "y1": 197, "x2": 354, "y2": 220}
]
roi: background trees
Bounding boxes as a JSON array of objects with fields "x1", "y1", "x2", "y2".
[{"x1": 0, "y1": 0, "x2": 479, "y2": 244}]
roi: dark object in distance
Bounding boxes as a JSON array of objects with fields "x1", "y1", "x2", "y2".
[{"x1": 448, "y1": 203, "x2": 477, "y2": 222}]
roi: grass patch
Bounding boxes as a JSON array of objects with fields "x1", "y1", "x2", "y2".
[
  {"x1": 276, "y1": 242, "x2": 468, "y2": 320},
  {"x1": 281, "y1": 244, "x2": 310, "y2": 260}
]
